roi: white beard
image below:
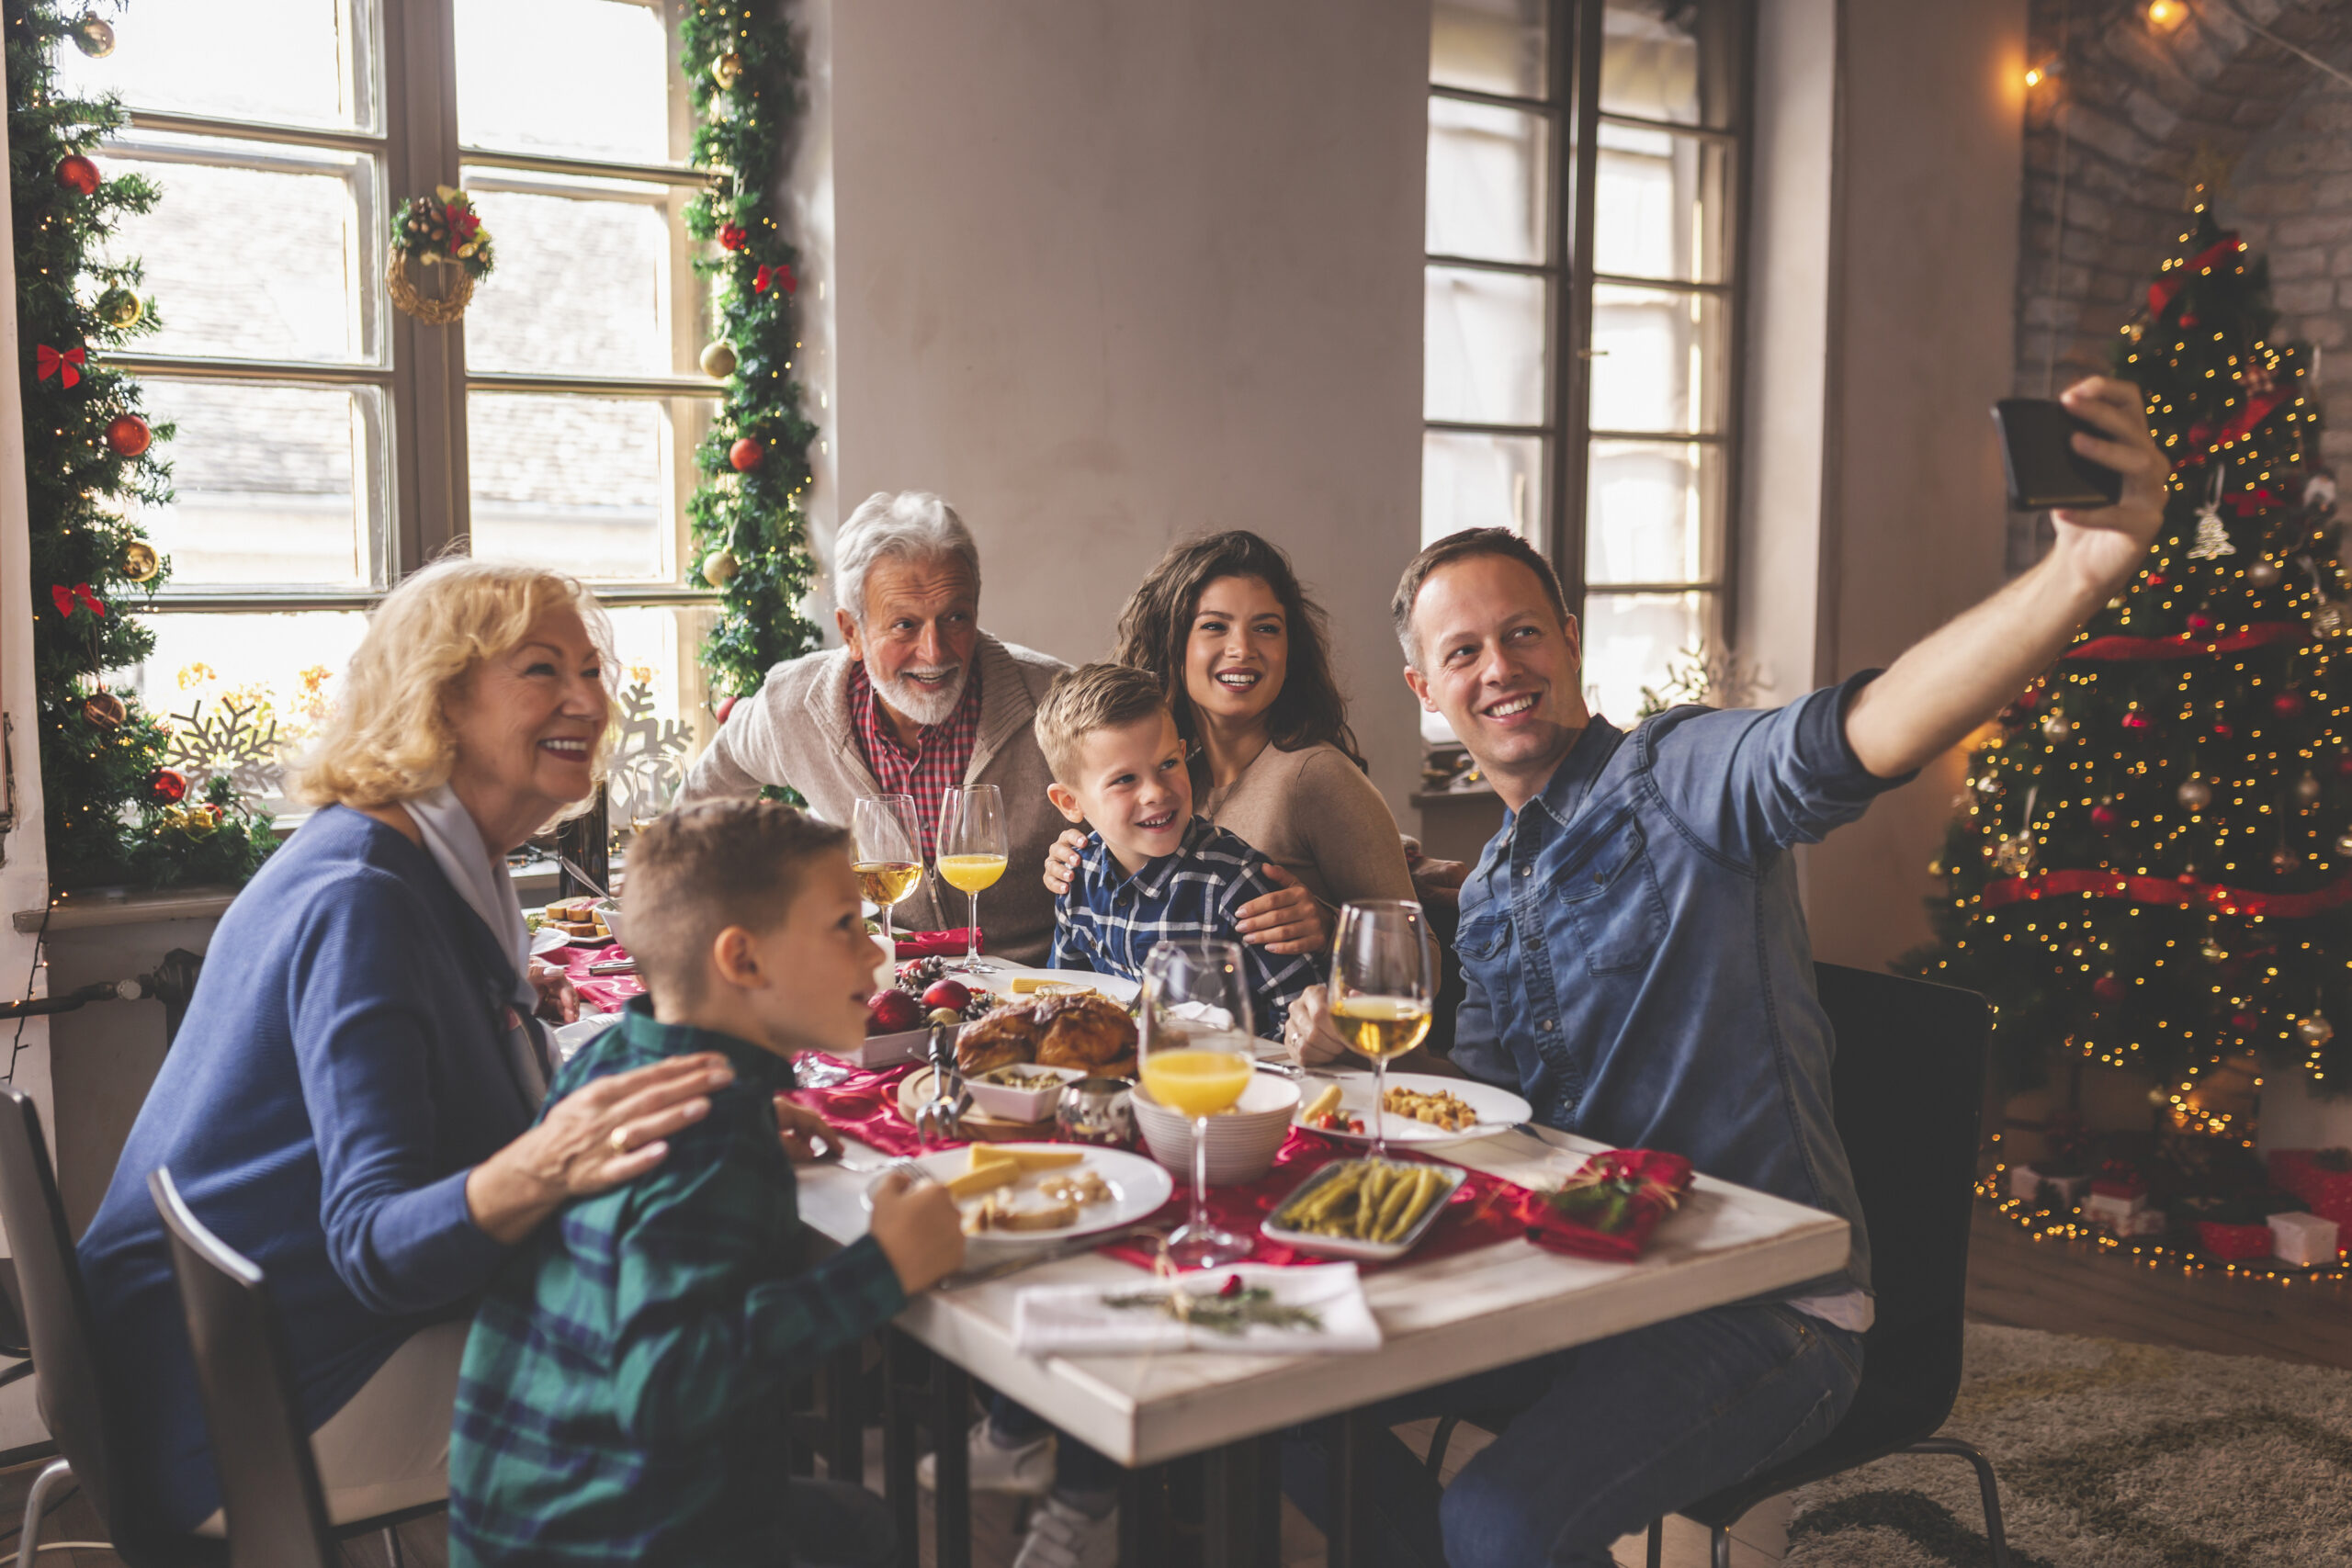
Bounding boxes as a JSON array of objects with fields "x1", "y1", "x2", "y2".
[{"x1": 872, "y1": 661, "x2": 967, "y2": 727}]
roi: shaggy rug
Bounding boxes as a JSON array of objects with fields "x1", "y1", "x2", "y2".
[{"x1": 1781, "y1": 1323, "x2": 2352, "y2": 1567}]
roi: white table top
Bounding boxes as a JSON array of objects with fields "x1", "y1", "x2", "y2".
[{"x1": 797, "y1": 1108, "x2": 1850, "y2": 1467}]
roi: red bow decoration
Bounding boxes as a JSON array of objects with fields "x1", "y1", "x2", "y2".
[
  {"x1": 1519, "y1": 1148, "x2": 1694, "y2": 1261},
  {"x1": 2147, "y1": 232, "x2": 2243, "y2": 320},
  {"x1": 50, "y1": 582, "x2": 103, "y2": 619},
  {"x1": 35, "y1": 344, "x2": 85, "y2": 389},
  {"x1": 754, "y1": 263, "x2": 797, "y2": 295},
  {"x1": 718, "y1": 222, "x2": 748, "y2": 252}
]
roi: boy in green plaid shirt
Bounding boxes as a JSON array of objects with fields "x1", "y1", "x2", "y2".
[{"x1": 451, "y1": 801, "x2": 965, "y2": 1567}]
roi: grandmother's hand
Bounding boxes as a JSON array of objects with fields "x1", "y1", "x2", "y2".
[
  {"x1": 527, "y1": 960, "x2": 581, "y2": 1024},
  {"x1": 464, "y1": 1053, "x2": 736, "y2": 1245},
  {"x1": 1042, "y1": 829, "x2": 1088, "y2": 897},
  {"x1": 1234, "y1": 865, "x2": 1329, "y2": 954},
  {"x1": 1283, "y1": 985, "x2": 1351, "y2": 1067}
]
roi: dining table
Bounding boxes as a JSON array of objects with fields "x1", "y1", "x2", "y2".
[{"x1": 786, "y1": 1038, "x2": 1851, "y2": 1568}]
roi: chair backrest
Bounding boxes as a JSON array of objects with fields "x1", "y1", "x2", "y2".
[
  {"x1": 1814, "y1": 962, "x2": 1989, "y2": 1420},
  {"x1": 148, "y1": 1168, "x2": 334, "y2": 1568},
  {"x1": 0, "y1": 1085, "x2": 149, "y2": 1549}
]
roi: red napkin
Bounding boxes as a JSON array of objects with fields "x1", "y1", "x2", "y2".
[
  {"x1": 897, "y1": 928, "x2": 982, "y2": 961},
  {"x1": 788, "y1": 1055, "x2": 932, "y2": 1156},
  {"x1": 1098, "y1": 1131, "x2": 1530, "y2": 1273},
  {"x1": 1517, "y1": 1148, "x2": 1694, "y2": 1262},
  {"x1": 555, "y1": 942, "x2": 645, "y2": 1014}
]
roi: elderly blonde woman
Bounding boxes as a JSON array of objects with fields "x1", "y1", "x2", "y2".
[{"x1": 78, "y1": 559, "x2": 736, "y2": 1539}]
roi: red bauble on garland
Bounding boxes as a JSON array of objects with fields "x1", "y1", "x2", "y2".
[
  {"x1": 2232, "y1": 1010, "x2": 2261, "y2": 1034},
  {"x1": 55, "y1": 154, "x2": 98, "y2": 196},
  {"x1": 105, "y1": 412, "x2": 150, "y2": 457},
  {"x1": 2090, "y1": 801, "x2": 2120, "y2": 830},
  {"x1": 2092, "y1": 972, "x2": 2127, "y2": 1004},
  {"x1": 2273, "y1": 691, "x2": 2308, "y2": 719},
  {"x1": 728, "y1": 436, "x2": 763, "y2": 472},
  {"x1": 147, "y1": 767, "x2": 187, "y2": 805}
]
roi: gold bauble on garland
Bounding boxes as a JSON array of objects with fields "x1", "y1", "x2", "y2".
[
  {"x1": 701, "y1": 548, "x2": 740, "y2": 588},
  {"x1": 711, "y1": 51, "x2": 744, "y2": 88},
  {"x1": 82, "y1": 691, "x2": 125, "y2": 729},
  {"x1": 120, "y1": 540, "x2": 158, "y2": 582},
  {"x1": 70, "y1": 10, "x2": 114, "y2": 56},
  {"x1": 699, "y1": 340, "x2": 738, "y2": 378},
  {"x1": 96, "y1": 286, "x2": 142, "y2": 329}
]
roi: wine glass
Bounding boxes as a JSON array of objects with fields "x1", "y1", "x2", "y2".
[
  {"x1": 1139, "y1": 938, "x2": 1257, "y2": 1269},
  {"x1": 1330, "y1": 900, "x2": 1438, "y2": 1162},
  {"x1": 851, "y1": 794, "x2": 924, "y2": 953},
  {"x1": 935, "y1": 784, "x2": 1008, "y2": 975}
]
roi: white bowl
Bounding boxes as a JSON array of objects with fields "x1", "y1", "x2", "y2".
[
  {"x1": 964, "y1": 1063, "x2": 1087, "y2": 1122},
  {"x1": 1133, "y1": 1072, "x2": 1299, "y2": 1185}
]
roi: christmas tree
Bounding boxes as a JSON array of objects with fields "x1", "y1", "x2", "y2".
[
  {"x1": 1910, "y1": 202, "x2": 2350, "y2": 1114},
  {"x1": 7, "y1": 0, "x2": 269, "y2": 889}
]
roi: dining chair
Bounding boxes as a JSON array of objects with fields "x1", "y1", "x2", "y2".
[
  {"x1": 0, "y1": 1085, "x2": 219, "y2": 1567},
  {"x1": 1422, "y1": 964, "x2": 2007, "y2": 1568}
]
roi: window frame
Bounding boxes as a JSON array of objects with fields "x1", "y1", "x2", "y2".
[
  {"x1": 100, "y1": 0, "x2": 726, "y2": 618},
  {"x1": 1423, "y1": 0, "x2": 1757, "y2": 707}
]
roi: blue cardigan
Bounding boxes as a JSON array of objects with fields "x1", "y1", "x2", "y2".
[{"x1": 78, "y1": 807, "x2": 540, "y2": 1531}]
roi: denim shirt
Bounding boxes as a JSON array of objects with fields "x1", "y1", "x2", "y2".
[{"x1": 1450, "y1": 672, "x2": 1905, "y2": 1302}]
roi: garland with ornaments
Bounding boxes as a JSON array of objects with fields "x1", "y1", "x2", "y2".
[
  {"x1": 675, "y1": 1, "x2": 820, "y2": 714},
  {"x1": 6, "y1": 0, "x2": 269, "y2": 889},
  {"x1": 1906, "y1": 202, "x2": 2351, "y2": 1103}
]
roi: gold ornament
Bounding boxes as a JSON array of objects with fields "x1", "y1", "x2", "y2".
[
  {"x1": 711, "y1": 51, "x2": 744, "y2": 89},
  {"x1": 81, "y1": 691, "x2": 125, "y2": 729},
  {"x1": 2040, "y1": 712, "x2": 2072, "y2": 741},
  {"x1": 96, "y1": 286, "x2": 142, "y2": 329},
  {"x1": 120, "y1": 540, "x2": 157, "y2": 582},
  {"x1": 2246, "y1": 558, "x2": 2283, "y2": 590},
  {"x1": 2295, "y1": 770, "x2": 2324, "y2": 806},
  {"x1": 2177, "y1": 777, "x2": 2213, "y2": 811},
  {"x1": 2199, "y1": 936, "x2": 2227, "y2": 964},
  {"x1": 701, "y1": 548, "x2": 740, "y2": 588},
  {"x1": 70, "y1": 11, "x2": 114, "y2": 56},
  {"x1": 1992, "y1": 833, "x2": 2035, "y2": 877},
  {"x1": 2296, "y1": 1010, "x2": 2335, "y2": 1047},
  {"x1": 2335, "y1": 830, "x2": 2352, "y2": 860},
  {"x1": 699, "y1": 340, "x2": 738, "y2": 378}
]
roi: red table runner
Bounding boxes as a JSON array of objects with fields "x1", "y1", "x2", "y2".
[{"x1": 554, "y1": 942, "x2": 645, "y2": 1014}]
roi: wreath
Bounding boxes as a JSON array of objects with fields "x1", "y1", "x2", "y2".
[{"x1": 388, "y1": 185, "x2": 495, "y2": 324}]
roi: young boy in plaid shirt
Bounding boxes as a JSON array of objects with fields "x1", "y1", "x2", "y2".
[{"x1": 450, "y1": 800, "x2": 965, "y2": 1567}]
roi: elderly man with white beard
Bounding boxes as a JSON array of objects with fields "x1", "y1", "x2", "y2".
[{"x1": 678, "y1": 491, "x2": 1071, "y2": 964}]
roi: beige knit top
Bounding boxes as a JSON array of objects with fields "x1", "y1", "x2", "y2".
[{"x1": 1200, "y1": 741, "x2": 1415, "y2": 910}]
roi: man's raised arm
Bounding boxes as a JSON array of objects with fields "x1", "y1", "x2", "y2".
[{"x1": 1843, "y1": 377, "x2": 2171, "y2": 780}]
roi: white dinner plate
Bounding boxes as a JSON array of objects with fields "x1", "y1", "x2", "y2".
[
  {"x1": 1293, "y1": 1071, "x2": 1531, "y2": 1148},
  {"x1": 878, "y1": 1143, "x2": 1172, "y2": 1247},
  {"x1": 975, "y1": 967, "x2": 1141, "y2": 1006},
  {"x1": 528, "y1": 927, "x2": 571, "y2": 957}
]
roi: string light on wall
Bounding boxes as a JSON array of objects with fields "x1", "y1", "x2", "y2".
[{"x1": 2146, "y1": 0, "x2": 2187, "y2": 29}]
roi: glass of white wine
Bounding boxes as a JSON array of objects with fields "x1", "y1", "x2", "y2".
[
  {"x1": 851, "y1": 794, "x2": 924, "y2": 953},
  {"x1": 1139, "y1": 938, "x2": 1257, "y2": 1269},
  {"x1": 1330, "y1": 899, "x2": 1438, "y2": 1161},
  {"x1": 935, "y1": 784, "x2": 1008, "y2": 975}
]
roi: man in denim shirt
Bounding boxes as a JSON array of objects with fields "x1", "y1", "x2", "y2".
[{"x1": 1280, "y1": 377, "x2": 2166, "y2": 1568}]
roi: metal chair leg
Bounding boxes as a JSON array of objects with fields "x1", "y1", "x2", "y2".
[
  {"x1": 1711, "y1": 1524, "x2": 1732, "y2": 1568},
  {"x1": 1645, "y1": 1517, "x2": 1663, "y2": 1568},
  {"x1": 1905, "y1": 1438, "x2": 2009, "y2": 1568},
  {"x1": 17, "y1": 1458, "x2": 73, "y2": 1568},
  {"x1": 1424, "y1": 1415, "x2": 1460, "y2": 1477},
  {"x1": 381, "y1": 1523, "x2": 405, "y2": 1568}
]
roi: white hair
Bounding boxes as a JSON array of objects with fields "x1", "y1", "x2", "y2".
[{"x1": 831, "y1": 491, "x2": 980, "y2": 626}]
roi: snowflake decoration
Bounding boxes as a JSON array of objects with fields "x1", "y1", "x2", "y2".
[
  {"x1": 606, "y1": 682, "x2": 692, "y2": 829},
  {"x1": 164, "y1": 697, "x2": 284, "y2": 806}
]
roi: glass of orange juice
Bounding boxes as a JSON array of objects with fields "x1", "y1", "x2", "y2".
[
  {"x1": 936, "y1": 784, "x2": 1009, "y2": 975},
  {"x1": 1140, "y1": 938, "x2": 1256, "y2": 1268}
]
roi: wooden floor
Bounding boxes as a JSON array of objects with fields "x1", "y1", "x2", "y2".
[{"x1": 0, "y1": 1203, "x2": 2340, "y2": 1568}]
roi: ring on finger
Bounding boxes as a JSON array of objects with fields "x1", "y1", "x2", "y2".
[{"x1": 608, "y1": 1124, "x2": 632, "y2": 1155}]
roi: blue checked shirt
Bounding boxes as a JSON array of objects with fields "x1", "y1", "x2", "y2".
[
  {"x1": 449, "y1": 998, "x2": 904, "y2": 1567},
  {"x1": 1052, "y1": 818, "x2": 1324, "y2": 1041}
]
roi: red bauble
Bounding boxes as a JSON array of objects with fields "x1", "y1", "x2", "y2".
[
  {"x1": 2092, "y1": 973, "x2": 2127, "y2": 1004},
  {"x1": 2121, "y1": 712, "x2": 2151, "y2": 728},
  {"x1": 2090, "y1": 803, "x2": 2120, "y2": 830},
  {"x1": 2186, "y1": 613, "x2": 2213, "y2": 633},
  {"x1": 2231, "y1": 1010, "x2": 2261, "y2": 1035},
  {"x1": 147, "y1": 767, "x2": 187, "y2": 805},
  {"x1": 2016, "y1": 688, "x2": 2041, "y2": 711},
  {"x1": 2335, "y1": 750, "x2": 2352, "y2": 779},
  {"x1": 55, "y1": 154, "x2": 98, "y2": 196},
  {"x1": 105, "y1": 412, "x2": 151, "y2": 457},
  {"x1": 2214, "y1": 723, "x2": 2234, "y2": 739},
  {"x1": 716, "y1": 694, "x2": 740, "y2": 726},
  {"x1": 728, "y1": 436, "x2": 763, "y2": 472},
  {"x1": 2273, "y1": 691, "x2": 2308, "y2": 718},
  {"x1": 2146, "y1": 572, "x2": 2168, "y2": 589}
]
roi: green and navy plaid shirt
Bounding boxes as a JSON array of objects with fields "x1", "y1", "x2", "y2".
[{"x1": 450, "y1": 999, "x2": 904, "y2": 1567}]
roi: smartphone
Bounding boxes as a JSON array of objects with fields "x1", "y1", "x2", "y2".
[{"x1": 1992, "y1": 398, "x2": 2122, "y2": 511}]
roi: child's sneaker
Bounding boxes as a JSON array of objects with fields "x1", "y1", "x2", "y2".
[
  {"x1": 916, "y1": 1417, "x2": 1055, "y2": 1497},
  {"x1": 1012, "y1": 1495, "x2": 1120, "y2": 1568}
]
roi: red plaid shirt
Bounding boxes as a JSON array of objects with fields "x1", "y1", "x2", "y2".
[{"x1": 847, "y1": 658, "x2": 984, "y2": 858}]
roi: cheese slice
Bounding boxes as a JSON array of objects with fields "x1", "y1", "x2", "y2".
[
  {"x1": 1000, "y1": 1147, "x2": 1085, "y2": 1170},
  {"x1": 967, "y1": 1145, "x2": 1017, "y2": 1172},
  {"x1": 1011, "y1": 976, "x2": 1095, "y2": 997},
  {"x1": 944, "y1": 1161, "x2": 1021, "y2": 1201}
]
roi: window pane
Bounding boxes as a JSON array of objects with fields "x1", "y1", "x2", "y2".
[
  {"x1": 56, "y1": 0, "x2": 371, "y2": 132},
  {"x1": 469, "y1": 394, "x2": 709, "y2": 581},
  {"x1": 1600, "y1": 0, "x2": 1701, "y2": 124},
  {"x1": 138, "y1": 380, "x2": 383, "y2": 589},
  {"x1": 132, "y1": 610, "x2": 371, "y2": 809},
  {"x1": 1425, "y1": 266, "x2": 1548, "y2": 426},
  {"x1": 1428, "y1": 97, "x2": 1549, "y2": 265},
  {"x1": 1423, "y1": 431, "x2": 1544, "y2": 548},
  {"x1": 1432, "y1": 0, "x2": 1548, "y2": 99},
  {"x1": 604, "y1": 604, "x2": 717, "y2": 830},
  {"x1": 456, "y1": 0, "x2": 676, "y2": 164},
  {"x1": 1584, "y1": 439, "x2": 1722, "y2": 585},
  {"x1": 1579, "y1": 592, "x2": 1709, "y2": 720},
  {"x1": 101, "y1": 137, "x2": 380, "y2": 365},
  {"x1": 1593, "y1": 124, "x2": 1729, "y2": 284},
  {"x1": 1589, "y1": 284, "x2": 1726, "y2": 434},
  {"x1": 462, "y1": 181, "x2": 684, "y2": 377}
]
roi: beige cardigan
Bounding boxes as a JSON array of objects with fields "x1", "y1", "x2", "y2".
[
  {"x1": 1201, "y1": 741, "x2": 1415, "y2": 911},
  {"x1": 678, "y1": 634, "x2": 1069, "y2": 964}
]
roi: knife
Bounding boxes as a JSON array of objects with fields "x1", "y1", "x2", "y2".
[{"x1": 933, "y1": 1224, "x2": 1162, "y2": 1292}]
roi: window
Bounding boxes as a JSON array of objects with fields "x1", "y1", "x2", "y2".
[
  {"x1": 1423, "y1": 0, "x2": 1750, "y2": 736},
  {"x1": 67, "y1": 0, "x2": 718, "y2": 820}
]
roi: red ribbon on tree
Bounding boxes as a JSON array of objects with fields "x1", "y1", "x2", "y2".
[
  {"x1": 2064, "y1": 619, "x2": 2307, "y2": 662},
  {"x1": 35, "y1": 344, "x2": 84, "y2": 389},
  {"x1": 50, "y1": 582, "x2": 103, "y2": 619},
  {"x1": 1979, "y1": 866, "x2": 2352, "y2": 919},
  {"x1": 753, "y1": 262, "x2": 796, "y2": 295},
  {"x1": 2147, "y1": 232, "x2": 2244, "y2": 320},
  {"x1": 2177, "y1": 389, "x2": 2288, "y2": 471}
]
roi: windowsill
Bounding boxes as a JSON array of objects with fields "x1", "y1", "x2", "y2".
[{"x1": 11, "y1": 863, "x2": 575, "y2": 933}]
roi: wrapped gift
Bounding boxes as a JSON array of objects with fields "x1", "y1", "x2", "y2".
[
  {"x1": 2116, "y1": 1207, "x2": 2167, "y2": 1237},
  {"x1": 2008, "y1": 1165, "x2": 2091, "y2": 1204},
  {"x1": 2267, "y1": 1148, "x2": 2352, "y2": 1230},
  {"x1": 2089, "y1": 1158, "x2": 2146, "y2": 1201},
  {"x1": 2084, "y1": 1190, "x2": 2148, "y2": 1230},
  {"x1": 2267, "y1": 1210, "x2": 2342, "y2": 1267},
  {"x1": 2196, "y1": 1220, "x2": 2274, "y2": 1261},
  {"x1": 897, "y1": 928, "x2": 982, "y2": 961},
  {"x1": 1522, "y1": 1149, "x2": 1694, "y2": 1261}
]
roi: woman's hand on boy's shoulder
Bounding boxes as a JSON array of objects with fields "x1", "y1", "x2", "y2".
[{"x1": 1234, "y1": 864, "x2": 1329, "y2": 954}]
